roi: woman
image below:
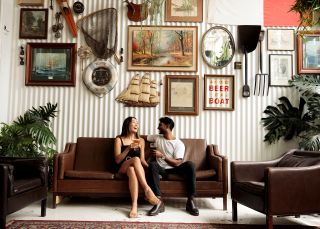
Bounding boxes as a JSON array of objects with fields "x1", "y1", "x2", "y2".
[{"x1": 114, "y1": 117, "x2": 161, "y2": 218}]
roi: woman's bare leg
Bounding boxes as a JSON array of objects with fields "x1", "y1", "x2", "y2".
[{"x1": 127, "y1": 166, "x2": 138, "y2": 218}]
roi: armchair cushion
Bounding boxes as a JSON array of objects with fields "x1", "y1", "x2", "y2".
[
  {"x1": 277, "y1": 153, "x2": 320, "y2": 167},
  {"x1": 12, "y1": 178, "x2": 42, "y2": 196},
  {"x1": 233, "y1": 181, "x2": 264, "y2": 196}
]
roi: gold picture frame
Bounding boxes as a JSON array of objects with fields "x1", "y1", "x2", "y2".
[
  {"x1": 17, "y1": 0, "x2": 44, "y2": 6},
  {"x1": 165, "y1": 0, "x2": 203, "y2": 22}
]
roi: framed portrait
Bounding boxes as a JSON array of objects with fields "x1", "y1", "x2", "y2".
[
  {"x1": 25, "y1": 43, "x2": 77, "y2": 86},
  {"x1": 165, "y1": 75, "x2": 199, "y2": 115},
  {"x1": 19, "y1": 8, "x2": 48, "y2": 39},
  {"x1": 17, "y1": 0, "x2": 44, "y2": 6},
  {"x1": 127, "y1": 25, "x2": 198, "y2": 72},
  {"x1": 297, "y1": 31, "x2": 320, "y2": 74},
  {"x1": 269, "y1": 54, "x2": 293, "y2": 87},
  {"x1": 165, "y1": 0, "x2": 203, "y2": 22},
  {"x1": 204, "y1": 74, "x2": 234, "y2": 111},
  {"x1": 267, "y1": 29, "x2": 295, "y2": 51}
]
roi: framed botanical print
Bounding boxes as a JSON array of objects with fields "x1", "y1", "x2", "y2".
[
  {"x1": 297, "y1": 31, "x2": 320, "y2": 74},
  {"x1": 19, "y1": 8, "x2": 48, "y2": 39},
  {"x1": 204, "y1": 74, "x2": 234, "y2": 111},
  {"x1": 269, "y1": 54, "x2": 293, "y2": 86},
  {"x1": 165, "y1": 0, "x2": 203, "y2": 22},
  {"x1": 165, "y1": 75, "x2": 199, "y2": 115},
  {"x1": 267, "y1": 29, "x2": 295, "y2": 51},
  {"x1": 25, "y1": 43, "x2": 77, "y2": 86},
  {"x1": 127, "y1": 25, "x2": 198, "y2": 72}
]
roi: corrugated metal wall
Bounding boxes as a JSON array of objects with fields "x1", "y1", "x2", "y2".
[{"x1": 3, "y1": 0, "x2": 299, "y2": 162}]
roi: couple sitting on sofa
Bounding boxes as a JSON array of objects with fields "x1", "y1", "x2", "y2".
[{"x1": 114, "y1": 116, "x2": 199, "y2": 218}]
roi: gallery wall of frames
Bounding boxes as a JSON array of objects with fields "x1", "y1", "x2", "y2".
[{"x1": 0, "y1": 0, "x2": 305, "y2": 162}]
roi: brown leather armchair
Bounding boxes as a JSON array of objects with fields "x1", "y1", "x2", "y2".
[
  {"x1": 231, "y1": 150, "x2": 320, "y2": 229},
  {"x1": 0, "y1": 157, "x2": 48, "y2": 229}
]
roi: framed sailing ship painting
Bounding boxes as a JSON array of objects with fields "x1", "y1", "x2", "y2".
[
  {"x1": 127, "y1": 26, "x2": 198, "y2": 72},
  {"x1": 25, "y1": 43, "x2": 77, "y2": 86},
  {"x1": 165, "y1": 0, "x2": 203, "y2": 22},
  {"x1": 165, "y1": 75, "x2": 199, "y2": 115}
]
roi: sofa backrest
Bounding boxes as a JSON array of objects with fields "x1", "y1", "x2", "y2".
[
  {"x1": 75, "y1": 137, "x2": 114, "y2": 172},
  {"x1": 143, "y1": 136, "x2": 208, "y2": 170},
  {"x1": 277, "y1": 150, "x2": 320, "y2": 167}
]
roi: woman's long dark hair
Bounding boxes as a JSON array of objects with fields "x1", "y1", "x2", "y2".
[{"x1": 120, "y1": 116, "x2": 139, "y2": 138}]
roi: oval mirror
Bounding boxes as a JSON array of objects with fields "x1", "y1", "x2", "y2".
[{"x1": 201, "y1": 26, "x2": 235, "y2": 69}]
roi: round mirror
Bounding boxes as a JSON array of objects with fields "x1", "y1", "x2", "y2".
[{"x1": 201, "y1": 26, "x2": 235, "y2": 69}]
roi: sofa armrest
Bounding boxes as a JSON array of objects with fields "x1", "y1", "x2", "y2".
[
  {"x1": 266, "y1": 165, "x2": 320, "y2": 214},
  {"x1": 231, "y1": 159, "x2": 280, "y2": 182},
  {"x1": 57, "y1": 143, "x2": 76, "y2": 179},
  {"x1": 206, "y1": 144, "x2": 228, "y2": 182}
]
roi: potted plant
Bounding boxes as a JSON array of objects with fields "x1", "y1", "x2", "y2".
[
  {"x1": 262, "y1": 75, "x2": 320, "y2": 150},
  {"x1": 290, "y1": 0, "x2": 320, "y2": 29},
  {"x1": 0, "y1": 102, "x2": 58, "y2": 187}
]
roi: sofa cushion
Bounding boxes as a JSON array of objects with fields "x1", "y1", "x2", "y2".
[
  {"x1": 11, "y1": 178, "x2": 42, "y2": 196},
  {"x1": 181, "y1": 139, "x2": 207, "y2": 170},
  {"x1": 277, "y1": 153, "x2": 320, "y2": 167},
  {"x1": 64, "y1": 170, "x2": 114, "y2": 180},
  {"x1": 164, "y1": 170, "x2": 216, "y2": 181}
]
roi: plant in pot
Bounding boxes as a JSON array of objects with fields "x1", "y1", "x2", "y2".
[
  {"x1": 262, "y1": 75, "x2": 320, "y2": 150},
  {"x1": 290, "y1": 0, "x2": 320, "y2": 29},
  {"x1": 0, "y1": 102, "x2": 58, "y2": 187}
]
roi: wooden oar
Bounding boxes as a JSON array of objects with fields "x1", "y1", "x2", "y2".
[{"x1": 56, "y1": 0, "x2": 77, "y2": 37}]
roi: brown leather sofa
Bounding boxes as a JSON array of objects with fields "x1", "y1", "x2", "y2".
[
  {"x1": 231, "y1": 149, "x2": 320, "y2": 229},
  {"x1": 52, "y1": 137, "x2": 228, "y2": 210},
  {"x1": 0, "y1": 157, "x2": 47, "y2": 229}
]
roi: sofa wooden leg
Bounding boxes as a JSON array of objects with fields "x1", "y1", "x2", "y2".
[
  {"x1": 266, "y1": 215, "x2": 273, "y2": 229},
  {"x1": 41, "y1": 198, "x2": 47, "y2": 217},
  {"x1": 52, "y1": 193, "x2": 57, "y2": 209},
  {"x1": 223, "y1": 194, "x2": 227, "y2": 210},
  {"x1": 232, "y1": 200, "x2": 238, "y2": 221}
]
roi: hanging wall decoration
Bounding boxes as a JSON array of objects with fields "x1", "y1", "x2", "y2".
[
  {"x1": 116, "y1": 73, "x2": 160, "y2": 107},
  {"x1": 124, "y1": 0, "x2": 148, "y2": 22},
  {"x1": 78, "y1": 8, "x2": 119, "y2": 98}
]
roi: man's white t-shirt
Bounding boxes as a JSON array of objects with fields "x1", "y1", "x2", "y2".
[{"x1": 147, "y1": 135, "x2": 185, "y2": 169}]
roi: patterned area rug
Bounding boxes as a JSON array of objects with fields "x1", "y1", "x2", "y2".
[{"x1": 6, "y1": 220, "x2": 319, "y2": 229}]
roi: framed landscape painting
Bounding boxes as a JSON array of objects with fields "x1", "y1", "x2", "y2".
[
  {"x1": 127, "y1": 26, "x2": 198, "y2": 72},
  {"x1": 165, "y1": 0, "x2": 203, "y2": 22},
  {"x1": 19, "y1": 8, "x2": 48, "y2": 39}
]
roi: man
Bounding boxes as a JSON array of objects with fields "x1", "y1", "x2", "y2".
[{"x1": 147, "y1": 117, "x2": 199, "y2": 216}]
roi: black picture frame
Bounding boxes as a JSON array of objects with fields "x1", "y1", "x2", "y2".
[{"x1": 19, "y1": 8, "x2": 48, "y2": 39}]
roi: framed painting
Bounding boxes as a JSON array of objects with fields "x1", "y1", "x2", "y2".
[
  {"x1": 17, "y1": 0, "x2": 44, "y2": 6},
  {"x1": 165, "y1": 75, "x2": 199, "y2": 115},
  {"x1": 269, "y1": 54, "x2": 293, "y2": 87},
  {"x1": 25, "y1": 43, "x2": 77, "y2": 86},
  {"x1": 19, "y1": 8, "x2": 48, "y2": 39},
  {"x1": 267, "y1": 29, "x2": 295, "y2": 51},
  {"x1": 127, "y1": 25, "x2": 198, "y2": 72},
  {"x1": 165, "y1": 0, "x2": 203, "y2": 22},
  {"x1": 204, "y1": 74, "x2": 234, "y2": 111},
  {"x1": 297, "y1": 31, "x2": 320, "y2": 74}
]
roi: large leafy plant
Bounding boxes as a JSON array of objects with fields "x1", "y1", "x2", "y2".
[
  {"x1": 0, "y1": 103, "x2": 58, "y2": 159},
  {"x1": 262, "y1": 75, "x2": 320, "y2": 150},
  {"x1": 290, "y1": 0, "x2": 320, "y2": 29}
]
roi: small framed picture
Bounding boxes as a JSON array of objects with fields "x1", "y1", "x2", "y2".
[
  {"x1": 25, "y1": 43, "x2": 77, "y2": 86},
  {"x1": 297, "y1": 31, "x2": 320, "y2": 74},
  {"x1": 17, "y1": 0, "x2": 44, "y2": 6},
  {"x1": 165, "y1": 0, "x2": 203, "y2": 22},
  {"x1": 204, "y1": 74, "x2": 234, "y2": 111},
  {"x1": 19, "y1": 8, "x2": 48, "y2": 39},
  {"x1": 269, "y1": 54, "x2": 293, "y2": 87},
  {"x1": 165, "y1": 75, "x2": 199, "y2": 116},
  {"x1": 267, "y1": 29, "x2": 295, "y2": 51}
]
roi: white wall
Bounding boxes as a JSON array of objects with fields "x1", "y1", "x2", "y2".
[{"x1": 0, "y1": 0, "x2": 299, "y2": 162}]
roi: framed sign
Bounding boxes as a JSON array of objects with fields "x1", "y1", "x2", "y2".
[
  {"x1": 165, "y1": 75, "x2": 199, "y2": 115},
  {"x1": 269, "y1": 54, "x2": 293, "y2": 87},
  {"x1": 204, "y1": 74, "x2": 234, "y2": 111},
  {"x1": 25, "y1": 43, "x2": 77, "y2": 86},
  {"x1": 127, "y1": 26, "x2": 198, "y2": 72},
  {"x1": 19, "y1": 8, "x2": 48, "y2": 39},
  {"x1": 165, "y1": 0, "x2": 203, "y2": 22},
  {"x1": 297, "y1": 31, "x2": 320, "y2": 74},
  {"x1": 267, "y1": 29, "x2": 295, "y2": 51}
]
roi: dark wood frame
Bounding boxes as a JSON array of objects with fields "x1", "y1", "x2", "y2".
[
  {"x1": 165, "y1": 0, "x2": 203, "y2": 22},
  {"x1": 25, "y1": 43, "x2": 77, "y2": 86},
  {"x1": 269, "y1": 54, "x2": 293, "y2": 87},
  {"x1": 127, "y1": 25, "x2": 198, "y2": 72},
  {"x1": 19, "y1": 8, "x2": 48, "y2": 39},
  {"x1": 204, "y1": 74, "x2": 235, "y2": 111},
  {"x1": 267, "y1": 29, "x2": 295, "y2": 51},
  {"x1": 165, "y1": 75, "x2": 199, "y2": 116},
  {"x1": 297, "y1": 31, "x2": 320, "y2": 74}
]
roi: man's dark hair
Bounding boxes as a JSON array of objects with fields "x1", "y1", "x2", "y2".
[{"x1": 159, "y1": 117, "x2": 174, "y2": 130}]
